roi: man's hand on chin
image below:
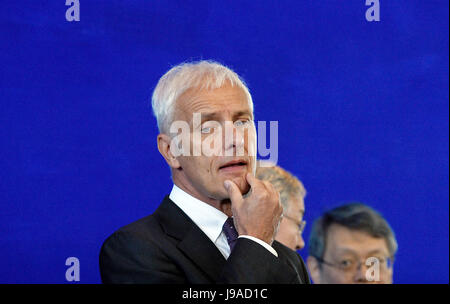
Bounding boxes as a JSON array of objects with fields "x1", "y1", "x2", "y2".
[
  {"x1": 229, "y1": 175, "x2": 251, "y2": 196},
  {"x1": 224, "y1": 173, "x2": 283, "y2": 246}
]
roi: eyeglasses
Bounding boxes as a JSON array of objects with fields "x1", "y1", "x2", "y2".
[
  {"x1": 283, "y1": 214, "x2": 306, "y2": 234},
  {"x1": 313, "y1": 255, "x2": 393, "y2": 273}
]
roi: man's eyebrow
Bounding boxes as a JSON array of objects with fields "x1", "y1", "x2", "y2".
[
  {"x1": 367, "y1": 249, "x2": 387, "y2": 256},
  {"x1": 334, "y1": 248, "x2": 358, "y2": 256},
  {"x1": 198, "y1": 112, "x2": 220, "y2": 122},
  {"x1": 197, "y1": 110, "x2": 253, "y2": 122},
  {"x1": 234, "y1": 110, "x2": 253, "y2": 119}
]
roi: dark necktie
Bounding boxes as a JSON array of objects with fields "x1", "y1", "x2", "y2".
[{"x1": 222, "y1": 217, "x2": 238, "y2": 252}]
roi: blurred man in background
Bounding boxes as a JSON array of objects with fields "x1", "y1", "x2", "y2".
[
  {"x1": 307, "y1": 203, "x2": 397, "y2": 284},
  {"x1": 256, "y1": 164, "x2": 306, "y2": 251}
]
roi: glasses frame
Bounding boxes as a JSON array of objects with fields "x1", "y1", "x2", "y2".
[
  {"x1": 312, "y1": 255, "x2": 393, "y2": 273},
  {"x1": 282, "y1": 214, "x2": 306, "y2": 234}
]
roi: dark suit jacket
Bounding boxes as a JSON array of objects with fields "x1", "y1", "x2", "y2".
[{"x1": 99, "y1": 196, "x2": 310, "y2": 284}]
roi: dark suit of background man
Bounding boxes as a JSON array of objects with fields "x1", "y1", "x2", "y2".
[{"x1": 99, "y1": 60, "x2": 310, "y2": 284}]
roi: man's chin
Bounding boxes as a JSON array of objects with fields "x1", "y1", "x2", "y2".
[
  {"x1": 230, "y1": 176, "x2": 250, "y2": 195},
  {"x1": 217, "y1": 175, "x2": 250, "y2": 200}
]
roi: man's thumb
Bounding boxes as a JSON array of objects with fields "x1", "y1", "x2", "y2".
[{"x1": 224, "y1": 180, "x2": 243, "y2": 204}]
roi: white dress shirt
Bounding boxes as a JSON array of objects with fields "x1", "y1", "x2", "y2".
[{"x1": 169, "y1": 184, "x2": 278, "y2": 259}]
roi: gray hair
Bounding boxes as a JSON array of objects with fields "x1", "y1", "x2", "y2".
[
  {"x1": 308, "y1": 203, "x2": 398, "y2": 260},
  {"x1": 151, "y1": 60, "x2": 253, "y2": 133},
  {"x1": 255, "y1": 165, "x2": 306, "y2": 211}
]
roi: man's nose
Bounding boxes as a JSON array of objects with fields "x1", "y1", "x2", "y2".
[
  {"x1": 223, "y1": 121, "x2": 244, "y2": 153},
  {"x1": 353, "y1": 262, "x2": 370, "y2": 283},
  {"x1": 296, "y1": 235, "x2": 305, "y2": 251}
]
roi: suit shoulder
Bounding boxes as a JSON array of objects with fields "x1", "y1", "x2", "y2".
[
  {"x1": 273, "y1": 240, "x2": 297, "y2": 257},
  {"x1": 102, "y1": 212, "x2": 164, "y2": 247},
  {"x1": 118, "y1": 213, "x2": 159, "y2": 233}
]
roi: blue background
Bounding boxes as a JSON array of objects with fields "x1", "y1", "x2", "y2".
[{"x1": 0, "y1": 1, "x2": 448, "y2": 283}]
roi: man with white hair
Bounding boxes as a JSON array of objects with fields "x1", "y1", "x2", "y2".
[
  {"x1": 99, "y1": 60, "x2": 310, "y2": 284},
  {"x1": 256, "y1": 164, "x2": 307, "y2": 251}
]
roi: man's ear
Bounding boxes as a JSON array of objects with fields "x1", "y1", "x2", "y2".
[
  {"x1": 157, "y1": 133, "x2": 181, "y2": 169},
  {"x1": 306, "y1": 256, "x2": 321, "y2": 284}
]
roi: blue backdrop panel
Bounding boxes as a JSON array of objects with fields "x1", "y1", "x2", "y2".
[{"x1": 0, "y1": 1, "x2": 448, "y2": 283}]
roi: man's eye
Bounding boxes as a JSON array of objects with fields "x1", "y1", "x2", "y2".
[
  {"x1": 374, "y1": 257, "x2": 389, "y2": 266},
  {"x1": 373, "y1": 257, "x2": 384, "y2": 263},
  {"x1": 234, "y1": 119, "x2": 249, "y2": 127},
  {"x1": 339, "y1": 260, "x2": 354, "y2": 268},
  {"x1": 201, "y1": 127, "x2": 212, "y2": 134}
]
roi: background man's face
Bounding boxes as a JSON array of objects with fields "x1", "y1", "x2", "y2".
[
  {"x1": 315, "y1": 224, "x2": 393, "y2": 284},
  {"x1": 173, "y1": 83, "x2": 257, "y2": 201},
  {"x1": 275, "y1": 194, "x2": 305, "y2": 251}
]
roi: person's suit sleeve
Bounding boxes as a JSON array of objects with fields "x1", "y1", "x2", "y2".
[
  {"x1": 238, "y1": 235, "x2": 278, "y2": 257},
  {"x1": 218, "y1": 237, "x2": 309, "y2": 284},
  {"x1": 99, "y1": 231, "x2": 183, "y2": 284}
]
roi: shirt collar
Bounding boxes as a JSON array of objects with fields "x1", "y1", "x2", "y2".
[{"x1": 169, "y1": 184, "x2": 228, "y2": 244}]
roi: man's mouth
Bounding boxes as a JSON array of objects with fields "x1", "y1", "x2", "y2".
[{"x1": 218, "y1": 159, "x2": 248, "y2": 172}]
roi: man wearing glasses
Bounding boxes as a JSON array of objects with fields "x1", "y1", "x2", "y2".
[
  {"x1": 306, "y1": 203, "x2": 397, "y2": 284},
  {"x1": 256, "y1": 164, "x2": 307, "y2": 251}
]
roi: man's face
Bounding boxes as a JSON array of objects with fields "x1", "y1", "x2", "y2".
[
  {"x1": 275, "y1": 193, "x2": 305, "y2": 251},
  {"x1": 171, "y1": 83, "x2": 257, "y2": 201},
  {"x1": 312, "y1": 224, "x2": 393, "y2": 284}
]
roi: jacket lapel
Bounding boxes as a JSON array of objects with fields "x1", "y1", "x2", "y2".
[{"x1": 155, "y1": 196, "x2": 226, "y2": 282}]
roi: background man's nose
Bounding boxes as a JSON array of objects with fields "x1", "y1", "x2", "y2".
[
  {"x1": 353, "y1": 263, "x2": 370, "y2": 283},
  {"x1": 296, "y1": 235, "x2": 305, "y2": 251}
]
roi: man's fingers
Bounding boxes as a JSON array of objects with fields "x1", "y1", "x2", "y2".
[
  {"x1": 246, "y1": 173, "x2": 263, "y2": 190},
  {"x1": 224, "y1": 180, "x2": 243, "y2": 206},
  {"x1": 262, "y1": 180, "x2": 275, "y2": 193}
]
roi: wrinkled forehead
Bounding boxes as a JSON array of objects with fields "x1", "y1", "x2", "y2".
[
  {"x1": 325, "y1": 224, "x2": 390, "y2": 257},
  {"x1": 175, "y1": 84, "x2": 253, "y2": 119},
  {"x1": 285, "y1": 193, "x2": 305, "y2": 214}
]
